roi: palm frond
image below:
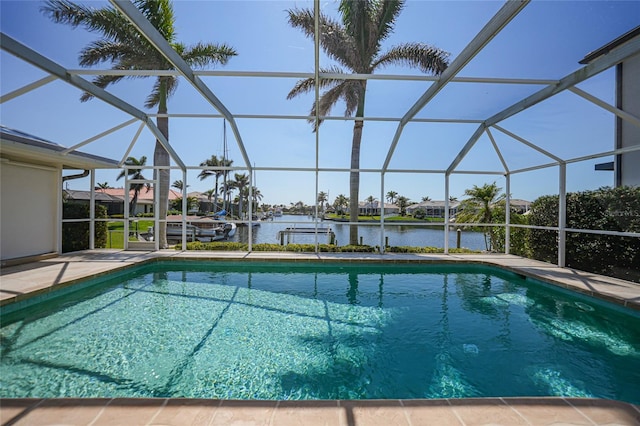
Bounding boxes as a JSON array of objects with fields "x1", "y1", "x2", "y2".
[
  {"x1": 41, "y1": 0, "x2": 133, "y2": 43},
  {"x1": 287, "y1": 7, "x2": 359, "y2": 71},
  {"x1": 145, "y1": 77, "x2": 178, "y2": 109},
  {"x1": 373, "y1": 42, "x2": 449, "y2": 75},
  {"x1": 370, "y1": 0, "x2": 403, "y2": 47},
  {"x1": 134, "y1": 0, "x2": 175, "y2": 42},
  {"x1": 79, "y1": 74, "x2": 126, "y2": 102},
  {"x1": 181, "y1": 42, "x2": 238, "y2": 68},
  {"x1": 342, "y1": 80, "x2": 364, "y2": 117},
  {"x1": 78, "y1": 40, "x2": 135, "y2": 66},
  {"x1": 305, "y1": 81, "x2": 355, "y2": 129},
  {"x1": 286, "y1": 66, "x2": 347, "y2": 100}
]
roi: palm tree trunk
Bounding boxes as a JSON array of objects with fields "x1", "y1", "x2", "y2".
[
  {"x1": 213, "y1": 175, "x2": 220, "y2": 212},
  {"x1": 155, "y1": 79, "x2": 170, "y2": 248},
  {"x1": 349, "y1": 119, "x2": 363, "y2": 245}
]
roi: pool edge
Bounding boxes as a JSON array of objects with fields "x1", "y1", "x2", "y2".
[{"x1": 1, "y1": 396, "x2": 638, "y2": 425}]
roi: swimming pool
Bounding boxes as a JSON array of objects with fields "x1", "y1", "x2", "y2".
[{"x1": 1, "y1": 261, "x2": 638, "y2": 403}]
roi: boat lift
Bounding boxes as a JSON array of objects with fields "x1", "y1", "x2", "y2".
[{"x1": 277, "y1": 226, "x2": 336, "y2": 246}]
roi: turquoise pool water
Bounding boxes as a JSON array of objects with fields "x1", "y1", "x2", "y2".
[{"x1": 1, "y1": 261, "x2": 639, "y2": 403}]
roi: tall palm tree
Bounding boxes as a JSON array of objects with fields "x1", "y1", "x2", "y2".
[
  {"x1": 42, "y1": 0, "x2": 237, "y2": 248},
  {"x1": 229, "y1": 173, "x2": 249, "y2": 219},
  {"x1": 317, "y1": 191, "x2": 328, "y2": 213},
  {"x1": 198, "y1": 155, "x2": 224, "y2": 212},
  {"x1": 117, "y1": 156, "x2": 150, "y2": 215},
  {"x1": 287, "y1": 0, "x2": 449, "y2": 244},
  {"x1": 386, "y1": 190, "x2": 398, "y2": 205},
  {"x1": 250, "y1": 186, "x2": 263, "y2": 214},
  {"x1": 216, "y1": 157, "x2": 234, "y2": 213}
]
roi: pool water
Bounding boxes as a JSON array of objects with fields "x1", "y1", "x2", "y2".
[{"x1": 1, "y1": 261, "x2": 639, "y2": 403}]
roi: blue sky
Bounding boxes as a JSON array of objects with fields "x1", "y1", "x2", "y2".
[{"x1": 1, "y1": 0, "x2": 639, "y2": 206}]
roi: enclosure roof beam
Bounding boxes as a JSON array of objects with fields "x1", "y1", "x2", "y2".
[
  {"x1": 445, "y1": 124, "x2": 486, "y2": 174},
  {"x1": 0, "y1": 75, "x2": 58, "y2": 104},
  {"x1": 485, "y1": 35, "x2": 640, "y2": 127},
  {"x1": 569, "y1": 87, "x2": 640, "y2": 129},
  {"x1": 110, "y1": 0, "x2": 252, "y2": 171},
  {"x1": 70, "y1": 68, "x2": 559, "y2": 85},
  {"x1": 62, "y1": 118, "x2": 138, "y2": 154},
  {"x1": 0, "y1": 32, "x2": 186, "y2": 170},
  {"x1": 382, "y1": 0, "x2": 529, "y2": 172}
]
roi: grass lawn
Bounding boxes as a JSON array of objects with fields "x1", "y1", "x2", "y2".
[{"x1": 106, "y1": 220, "x2": 154, "y2": 249}]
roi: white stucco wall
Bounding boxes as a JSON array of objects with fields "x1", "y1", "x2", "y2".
[
  {"x1": 620, "y1": 54, "x2": 640, "y2": 187},
  {"x1": 1, "y1": 161, "x2": 59, "y2": 261}
]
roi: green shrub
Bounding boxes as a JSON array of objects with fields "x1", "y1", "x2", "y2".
[
  {"x1": 489, "y1": 201, "x2": 530, "y2": 257},
  {"x1": 529, "y1": 186, "x2": 640, "y2": 282},
  {"x1": 62, "y1": 203, "x2": 108, "y2": 252}
]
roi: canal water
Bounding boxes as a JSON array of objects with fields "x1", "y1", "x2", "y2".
[{"x1": 230, "y1": 215, "x2": 487, "y2": 251}]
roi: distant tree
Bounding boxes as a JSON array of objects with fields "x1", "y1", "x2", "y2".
[
  {"x1": 334, "y1": 194, "x2": 349, "y2": 217},
  {"x1": 171, "y1": 179, "x2": 188, "y2": 191},
  {"x1": 116, "y1": 156, "x2": 150, "y2": 215},
  {"x1": 449, "y1": 196, "x2": 458, "y2": 203},
  {"x1": 239, "y1": 186, "x2": 263, "y2": 216},
  {"x1": 229, "y1": 173, "x2": 250, "y2": 219},
  {"x1": 95, "y1": 182, "x2": 111, "y2": 191},
  {"x1": 203, "y1": 188, "x2": 216, "y2": 212},
  {"x1": 171, "y1": 196, "x2": 199, "y2": 212},
  {"x1": 317, "y1": 191, "x2": 328, "y2": 213},
  {"x1": 457, "y1": 182, "x2": 504, "y2": 250},
  {"x1": 366, "y1": 195, "x2": 377, "y2": 216},
  {"x1": 422, "y1": 196, "x2": 432, "y2": 202},
  {"x1": 396, "y1": 196, "x2": 411, "y2": 216},
  {"x1": 198, "y1": 155, "x2": 232, "y2": 212},
  {"x1": 386, "y1": 190, "x2": 398, "y2": 205}
]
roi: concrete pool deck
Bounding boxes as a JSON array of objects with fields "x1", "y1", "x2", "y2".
[{"x1": 1, "y1": 250, "x2": 639, "y2": 425}]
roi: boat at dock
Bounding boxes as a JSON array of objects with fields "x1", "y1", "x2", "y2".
[{"x1": 150, "y1": 215, "x2": 237, "y2": 243}]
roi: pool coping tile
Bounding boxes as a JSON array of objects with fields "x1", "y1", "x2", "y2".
[
  {"x1": 1, "y1": 251, "x2": 639, "y2": 426},
  {"x1": 2, "y1": 398, "x2": 638, "y2": 426}
]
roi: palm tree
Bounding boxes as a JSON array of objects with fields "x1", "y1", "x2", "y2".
[
  {"x1": 215, "y1": 157, "x2": 234, "y2": 213},
  {"x1": 203, "y1": 188, "x2": 216, "y2": 213},
  {"x1": 286, "y1": 0, "x2": 448, "y2": 244},
  {"x1": 198, "y1": 155, "x2": 227, "y2": 212},
  {"x1": 366, "y1": 195, "x2": 377, "y2": 216},
  {"x1": 457, "y1": 182, "x2": 504, "y2": 250},
  {"x1": 449, "y1": 196, "x2": 458, "y2": 203},
  {"x1": 251, "y1": 186, "x2": 263, "y2": 215},
  {"x1": 334, "y1": 194, "x2": 349, "y2": 217},
  {"x1": 42, "y1": 0, "x2": 237, "y2": 248},
  {"x1": 422, "y1": 196, "x2": 432, "y2": 202},
  {"x1": 116, "y1": 156, "x2": 150, "y2": 215},
  {"x1": 396, "y1": 195, "x2": 410, "y2": 216},
  {"x1": 95, "y1": 182, "x2": 111, "y2": 191},
  {"x1": 229, "y1": 173, "x2": 250, "y2": 219},
  {"x1": 386, "y1": 190, "x2": 398, "y2": 205},
  {"x1": 171, "y1": 179, "x2": 188, "y2": 191},
  {"x1": 317, "y1": 191, "x2": 328, "y2": 214}
]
